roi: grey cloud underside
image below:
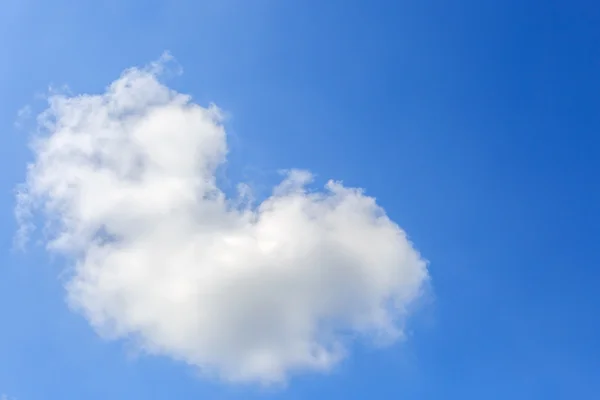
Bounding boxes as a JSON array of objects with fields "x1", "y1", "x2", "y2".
[{"x1": 16, "y1": 57, "x2": 429, "y2": 384}]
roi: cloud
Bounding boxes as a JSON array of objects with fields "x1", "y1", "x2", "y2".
[
  {"x1": 14, "y1": 105, "x2": 32, "y2": 129},
  {"x1": 16, "y1": 56, "x2": 429, "y2": 384}
]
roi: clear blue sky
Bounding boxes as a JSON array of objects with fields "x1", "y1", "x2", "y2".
[{"x1": 1, "y1": 0, "x2": 599, "y2": 399}]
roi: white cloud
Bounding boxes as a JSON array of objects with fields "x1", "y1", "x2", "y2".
[
  {"x1": 14, "y1": 105, "x2": 31, "y2": 129},
  {"x1": 16, "y1": 57, "x2": 429, "y2": 384}
]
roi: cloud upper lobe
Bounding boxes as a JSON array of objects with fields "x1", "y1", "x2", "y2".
[{"x1": 16, "y1": 56, "x2": 429, "y2": 384}]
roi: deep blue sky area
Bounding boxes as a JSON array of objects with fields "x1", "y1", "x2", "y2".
[{"x1": 1, "y1": 0, "x2": 599, "y2": 399}]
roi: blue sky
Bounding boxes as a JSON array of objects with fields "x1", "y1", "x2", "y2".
[{"x1": 1, "y1": 0, "x2": 600, "y2": 399}]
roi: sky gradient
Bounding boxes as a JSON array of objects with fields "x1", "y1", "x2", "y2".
[{"x1": 1, "y1": 1, "x2": 599, "y2": 399}]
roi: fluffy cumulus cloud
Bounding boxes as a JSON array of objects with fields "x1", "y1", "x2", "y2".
[{"x1": 16, "y1": 56, "x2": 429, "y2": 384}]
